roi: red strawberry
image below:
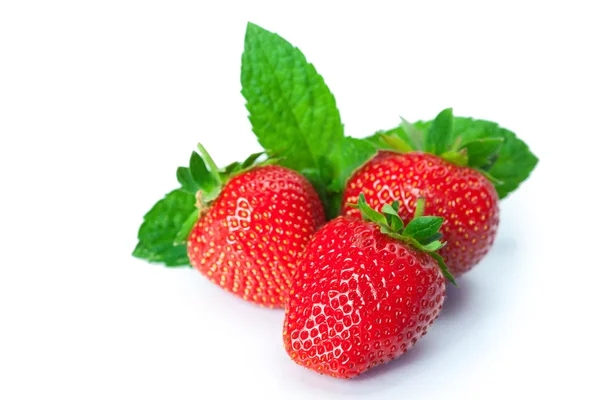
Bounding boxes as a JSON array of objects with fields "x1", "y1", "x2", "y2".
[
  {"x1": 283, "y1": 194, "x2": 451, "y2": 378},
  {"x1": 342, "y1": 151, "x2": 499, "y2": 277},
  {"x1": 175, "y1": 145, "x2": 325, "y2": 308},
  {"x1": 341, "y1": 109, "x2": 539, "y2": 276},
  {"x1": 188, "y1": 164, "x2": 325, "y2": 307}
]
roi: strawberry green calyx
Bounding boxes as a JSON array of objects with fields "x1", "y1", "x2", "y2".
[
  {"x1": 366, "y1": 108, "x2": 538, "y2": 199},
  {"x1": 174, "y1": 143, "x2": 272, "y2": 243},
  {"x1": 176, "y1": 143, "x2": 222, "y2": 210},
  {"x1": 177, "y1": 144, "x2": 273, "y2": 209},
  {"x1": 350, "y1": 193, "x2": 456, "y2": 285}
]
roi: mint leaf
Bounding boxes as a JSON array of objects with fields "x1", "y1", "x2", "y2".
[
  {"x1": 132, "y1": 189, "x2": 196, "y2": 267},
  {"x1": 452, "y1": 117, "x2": 499, "y2": 143},
  {"x1": 327, "y1": 137, "x2": 377, "y2": 217},
  {"x1": 425, "y1": 108, "x2": 454, "y2": 154},
  {"x1": 241, "y1": 22, "x2": 343, "y2": 210},
  {"x1": 461, "y1": 137, "x2": 504, "y2": 169},
  {"x1": 176, "y1": 167, "x2": 199, "y2": 195},
  {"x1": 174, "y1": 209, "x2": 200, "y2": 244},
  {"x1": 487, "y1": 127, "x2": 538, "y2": 198},
  {"x1": 403, "y1": 216, "x2": 444, "y2": 240},
  {"x1": 451, "y1": 118, "x2": 538, "y2": 198}
]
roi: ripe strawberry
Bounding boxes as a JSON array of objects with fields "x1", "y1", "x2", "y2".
[
  {"x1": 283, "y1": 194, "x2": 452, "y2": 378},
  {"x1": 342, "y1": 151, "x2": 499, "y2": 277},
  {"x1": 187, "y1": 161, "x2": 325, "y2": 307},
  {"x1": 188, "y1": 164, "x2": 324, "y2": 307}
]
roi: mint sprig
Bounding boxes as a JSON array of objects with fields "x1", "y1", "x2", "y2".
[
  {"x1": 132, "y1": 189, "x2": 196, "y2": 267},
  {"x1": 241, "y1": 22, "x2": 344, "y2": 217},
  {"x1": 242, "y1": 22, "x2": 378, "y2": 219},
  {"x1": 366, "y1": 108, "x2": 538, "y2": 199},
  {"x1": 351, "y1": 193, "x2": 456, "y2": 285}
]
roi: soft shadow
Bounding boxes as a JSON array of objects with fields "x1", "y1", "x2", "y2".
[
  {"x1": 288, "y1": 340, "x2": 434, "y2": 397},
  {"x1": 438, "y1": 277, "x2": 472, "y2": 320}
]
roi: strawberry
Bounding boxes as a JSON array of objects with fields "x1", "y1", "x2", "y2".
[
  {"x1": 338, "y1": 109, "x2": 539, "y2": 276},
  {"x1": 283, "y1": 194, "x2": 452, "y2": 378},
  {"x1": 180, "y1": 146, "x2": 326, "y2": 308},
  {"x1": 342, "y1": 151, "x2": 499, "y2": 277},
  {"x1": 188, "y1": 164, "x2": 325, "y2": 307}
]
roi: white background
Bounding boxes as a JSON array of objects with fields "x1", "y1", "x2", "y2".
[{"x1": 1, "y1": 1, "x2": 599, "y2": 399}]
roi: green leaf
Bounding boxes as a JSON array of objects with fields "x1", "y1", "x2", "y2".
[
  {"x1": 132, "y1": 189, "x2": 196, "y2": 267},
  {"x1": 241, "y1": 151, "x2": 265, "y2": 168},
  {"x1": 176, "y1": 167, "x2": 199, "y2": 195},
  {"x1": 487, "y1": 127, "x2": 538, "y2": 198},
  {"x1": 381, "y1": 204, "x2": 403, "y2": 231},
  {"x1": 189, "y1": 152, "x2": 221, "y2": 203},
  {"x1": 425, "y1": 108, "x2": 454, "y2": 154},
  {"x1": 475, "y1": 168, "x2": 504, "y2": 185},
  {"x1": 241, "y1": 22, "x2": 343, "y2": 199},
  {"x1": 174, "y1": 209, "x2": 200, "y2": 244},
  {"x1": 381, "y1": 204, "x2": 395, "y2": 215},
  {"x1": 357, "y1": 193, "x2": 387, "y2": 226},
  {"x1": 440, "y1": 149, "x2": 468, "y2": 167},
  {"x1": 461, "y1": 137, "x2": 504, "y2": 169},
  {"x1": 327, "y1": 137, "x2": 377, "y2": 218},
  {"x1": 421, "y1": 240, "x2": 443, "y2": 252},
  {"x1": 365, "y1": 124, "x2": 416, "y2": 151},
  {"x1": 452, "y1": 117, "x2": 499, "y2": 143},
  {"x1": 400, "y1": 117, "x2": 425, "y2": 151},
  {"x1": 381, "y1": 135, "x2": 413, "y2": 153},
  {"x1": 420, "y1": 232, "x2": 443, "y2": 245},
  {"x1": 196, "y1": 143, "x2": 221, "y2": 183},
  {"x1": 300, "y1": 167, "x2": 332, "y2": 219},
  {"x1": 430, "y1": 252, "x2": 457, "y2": 286},
  {"x1": 220, "y1": 151, "x2": 267, "y2": 181},
  {"x1": 221, "y1": 161, "x2": 242, "y2": 178},
  {"x1": 403, "y1": 216, "x2": 444, "y2": 240},
  {"x1": 328, "y1": 137, "x2": 377, "y2": 193},
  {"x1": 379, "y1": 226, "x2": 404, "y2": 241}
]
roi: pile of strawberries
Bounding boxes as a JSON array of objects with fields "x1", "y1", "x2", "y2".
[{"x1": 134, "y1": 23, "x2": 537, "y2": 379}]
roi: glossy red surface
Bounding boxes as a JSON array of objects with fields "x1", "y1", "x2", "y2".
[{"x1": 283, "y1": 217, "x2": 445, "y2": 378}]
